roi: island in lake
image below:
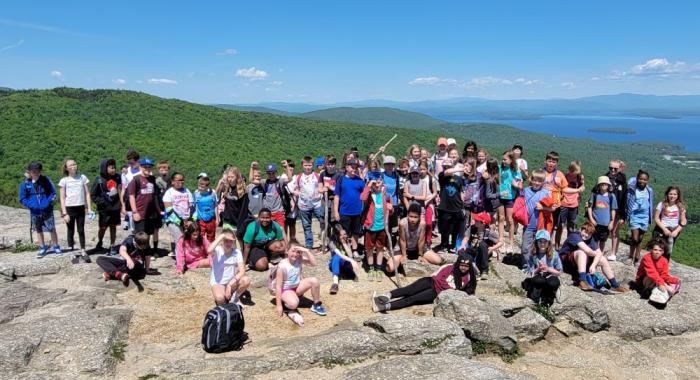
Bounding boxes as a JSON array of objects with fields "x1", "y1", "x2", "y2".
[{"x1": 587, "y1": 127, "x2": 636, "y2": 135}]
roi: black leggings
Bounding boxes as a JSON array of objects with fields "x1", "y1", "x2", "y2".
[
  {"x1": 523, "y1": 274, "x2": 560, "y2": 305},
  {"x1": 66, "y1": 206, "x2": 86, "y2": 249},
  {"x1": 438, "y1": 210, "x2": 464, "y2": 248},
  {"x1": 96, "y1": 256, "x2": 146, "y2": 279},
  {"x1": 388, "y1": 277, "x2": 438, "y2": 310}
]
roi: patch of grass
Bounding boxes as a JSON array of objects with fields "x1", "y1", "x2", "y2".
[
  {"x1": 322, "y1": 356, "x2": 365, "y2": 369},
  {"x1": 532, "y1": 303, "x2": 556, "y2": 323},
  {"x1": 138, "y1": 375, "x2": 158, "y2": 380},
  {"x1": 109, "y1": 340, "x2": 127, "y2": 362},
  {"x1": 420, "y1": 334, "x2": 455, "y2": 349},
  {"x1": 502, "y1": 281, "x2": 526, "y2": 297},
  {"x1": 471, "y1": 341, "x2": 523, "y2": 364},
  {"x1": 13, "y1": 241, "x2": 38, "y2": 253}
]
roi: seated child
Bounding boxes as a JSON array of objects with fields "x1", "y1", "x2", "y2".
[
  {"x1": 522, "y1": 230, "x2": 562, "y2": 306},
  {"x1": 371, "y1": 251, "x2": 476, "y2": 312},
  {"x1": 176, "y1": 223, "x2": 211, "y2": 275},
  {"x1": 208, "y1": 229, "x2": 250, "y2": 306},
  {"x1": 275, "y1": 246, "x2": 327, "y2": 326},
  {"x1": 97, "y1": 231, "x2": 152, "y2": 286},
  {"x1": 393, "y1": 204, "x2": 443, "y2": 270},
  {"x1": 328, "y1": 223, "x2": 360, "y2": 294},
  {"x1": 635, "y1": 238, "x2": 681, "y2": 301},
  {"x1": 459, "y1": 212, "x2": 502, "y2": 280},
  {"x1": 559, "y1": 221, "x2": 629, "y2": 293}
]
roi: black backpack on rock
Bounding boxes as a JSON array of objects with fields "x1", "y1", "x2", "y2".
[{"x1": 201, "y1": 303, "x2": 247, "y2": 353}]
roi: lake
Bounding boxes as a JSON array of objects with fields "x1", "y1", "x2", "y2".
[{"x1": 437, "y1": 115, "x2": 700, "y2": 153}]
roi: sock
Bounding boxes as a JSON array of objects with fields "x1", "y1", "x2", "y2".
[
  {"x1": 609, "y1": 278, "x2": 620, "y2": 288},
  {"x1": 332, "y1": 275, "x2": 339, "y2": 285},
  {"x1": 578, "y1": 272, "x2": 587, "y2": 282}
]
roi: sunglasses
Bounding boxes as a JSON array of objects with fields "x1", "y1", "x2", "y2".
[{"x1": 609, "y1": 167, "x2": 618, "y2": 171}]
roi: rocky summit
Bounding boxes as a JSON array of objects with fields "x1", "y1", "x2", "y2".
[{"x1": 1, "y1": 205, "x2": 699, "y2": 379}]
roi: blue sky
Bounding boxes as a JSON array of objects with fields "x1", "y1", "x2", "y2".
[{"x1": 1, "y1": 1, "x2": 699, "y2": 103}]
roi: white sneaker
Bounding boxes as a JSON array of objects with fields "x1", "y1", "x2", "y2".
[
  {"x1": 607, "y1": 255, "x2": 617, "y2": 261},
  {"x1": 555, "y1": 287, "x2": 562, "y2": 303}
]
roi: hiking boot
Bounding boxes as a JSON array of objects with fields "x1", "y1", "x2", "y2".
[
  {"x1": 310, "y1": 302, "x2": 327, "y2": 316},
  {"x1": 36, "y1": 245, "x2": 50, "y2": 258},
  {"x1": 579, "y1": 281, "x2": 593, "y2": 291},
  {"x1": 330, "y1": 283, "x2": 339, "y2": 295},
  {"x1": 611, "y1": 285, "x2": 630, "y2": 293},
  {"x1": 52, "y1": 245, "x2": 63, "y2": 256}
]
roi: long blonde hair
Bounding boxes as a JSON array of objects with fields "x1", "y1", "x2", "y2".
[{"x1": 222, "y1": 166, "x2": 246, "y2": 198}]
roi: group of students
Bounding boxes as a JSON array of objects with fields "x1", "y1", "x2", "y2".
[{"x1": 19, "y1": 138, "x2": 687, "y2": 326}]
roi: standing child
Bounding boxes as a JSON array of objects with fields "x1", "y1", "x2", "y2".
[
  {"x1": 59, "y1": 157, "x2": 93, "y2": 263},
  {"x1": 653, "y1": 186, "x2": 686, "y2": 256},
  {"x1": 291, "y1": 156, "x2": 324, "y2": 250},
  {"x1": 220, "y1": 167, "x2": 247, "y2": 234},
  {"x1": 482, "y1": 158, "x2": 501, "y2": 222},
  {"x1": 557, "y1": 160, "x2": 585, "y2": 249},
  {"x1": 176, "y1": 223, "x2": 211, "y2": 274},
  {"x1": 19, "y1": 162, "x2": 61, "y2": 258},
  {"x1": 97, "y1": 232, "x2": 152, "y2": 286},
  {"x1": 361, "y1": 172, "x2": 392, "y2": 281},
  {"x1": 193, "y1": 174, "x2": 219, "y2": 243},
  {"x1": 121, "y1": 149, "x2": 141, "y2": 231},
  {"x1": 522, "y1": 230, "x2": 562, "y2": 306},
  {"x1": 275, "y1": 246, "x2": 327, "y2": 326},
  {"x1": 436, "y1": 159, "x2": 464, "y2": 253},
  {"x1": 91, "y1": 158, "x2": 123, "y2": 255},
  {"x1": 153, "y1": 160, "x2": 171, "y2": 248},
  {"x1": 128, "y1": 158, "x2": 162, "y2": 253},
  {"x1": 634, "y1": 239, "x2": 681, "y2": 302},
  {"x1": 163, "y1": 172, "x2": 194, "y2": 256},
  {"x1": 519, "y1": 170, "x2": 553, "y2": 270},
  {"x1": 606, "y1": 160, "x2": 628, "y2": 260},
  {"x1": 587, "y1": 176, "x2": 617, "y2": 255},
  {"x1": 208, "y1": 229, "x2": 250, "y2": 306},
  {"x1": 626, "y1": 170, "x2": 654, "y2": 265},
  {"x1": 327, "y1": 223, "x2": 360, "y2": 294},
  {"x1": 542, "y1": 151, "x2": 569, "y2": 245},
  {"x1": 498, "y1": 151, "x2": 523, "y2": 253}
]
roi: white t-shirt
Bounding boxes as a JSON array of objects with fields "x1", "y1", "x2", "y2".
[
  {"x1": 59, "y1": 174, "x2": 89, "y2": 207},
  {"x1": 210, "y1": 246, "x2": 243, "y2": 286},
  {"x1": 516, "y1": 158, "x2": 529, "y2": 172},
  {"x1": 163, "y1": 187, "x2": 194, "y2": 219},
  {"x1": 656, "y1": 202, "x2": 680, "y2": 229},
  {"x1": 293, "y1": 173, "x2": 321, "y2": 211},
  {"x1": 122, "y1": 166, "x2": 140, "y2": 189}
]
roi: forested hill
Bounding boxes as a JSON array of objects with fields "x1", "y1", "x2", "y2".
[
  {"x1": 0, "y1": 87, "x2": 697, "y2": 267},
  {"x1": 302, "y1": 107, "x2": 446, "y2": 129}
]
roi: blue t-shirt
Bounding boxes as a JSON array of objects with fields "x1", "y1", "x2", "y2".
[
  {"x1": 522, "y1": 187, "x2": 551, "y2": 231},
  {"x1": 498, "y1": 167, "x2": 522, "y2": 200},
  {"x1": 338, "y1": 175, "x2": 365, "y2": 216},
  {"x1": 527, "y1": 252, "x2": 563, "y2": 274},
  {"x1": 588, "y1": 192, "x2": 617, "y2": 226},
  {"x1": 559, "y1": 231, "x2": 598, "y2": 256},
  {"x1": 382, "y1": 171, "x2": 398, "y2": 205},
  {"x1": 370, "y1": 193, "x2": 385, "y2": 231}
]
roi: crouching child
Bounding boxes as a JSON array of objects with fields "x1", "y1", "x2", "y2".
[{"x1": 97, "y1": 231, "x2": 152, "y2": 286}]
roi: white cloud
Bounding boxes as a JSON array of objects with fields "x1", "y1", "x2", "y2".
[
  {"x1": 409, "y1": 76, "x2": 459, "y2": 86},
  {"x1": 112, "y1": 78, "x2": 126, "y2": 85},
  {"x1": 50, "y1": 70, "x2": 62, "y2": 78},
  {"x1": 514, "y1": 77, "x2": 540, "y2": 85},
  {"x1": 271, "y1": 80, "x2": 283, "y2": 86},
  {"x1": 609, "y1": 58, "x2": 700, "y2": 79},
  {"x1": 0, "y1": 38, "x2": 24, "y2": 52},
  {"x1": 410, "y1": 75, "x2": 540, "y2": 88},
  {"x1": 235, "y1": 66, "x2": 268, "y2": 80},
  {"x1": 561, "y1": 82, "x2": 575, "y2": 89},
  {"x1": 590, "y1": 76, "x2": 601, "y2": 81},
  {"x1": 468, "y1": 76, "x2": 513, "y2": 86},
  {"x1": 216, "y1": 48, "x2": 237, "y2": 56},
  {"x1": 147, "y1": 78, "x2": 177, "y2": 85}
]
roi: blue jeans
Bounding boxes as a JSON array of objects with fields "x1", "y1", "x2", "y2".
[
  {"x1": 299, "y1": 206, "x2": 325, "y2": 249},
  {"x1": 520, "y1": 229, "x2": 536, "y2": 269},
  {"x1": 329, "y1": 253, "x2": 355, "y2": 277}
]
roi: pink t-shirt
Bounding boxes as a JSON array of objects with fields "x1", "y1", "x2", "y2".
[{"x1": 176, "y1": 237, "x2": 210, "y2": 273}]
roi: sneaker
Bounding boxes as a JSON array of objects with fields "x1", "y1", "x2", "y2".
[
  {"x1": 375, "y1": 270, "x2": 383, "y2": 282},
  {"x1": 373, "y1": 291, "x2": 390, "y2": 305},
  {"x1": 555, "y1": 287, "x2": 562, "y2": 303},
  {"x1": 607, "y1": 255, "x2": 617, "y2": 261},
  {"x1": 80, "y1": 253, "x2": 91, "y2": 264},
  {"x1": 611, "y1": 286, "x2": 630, "y2": 293},
  {"x1": 122, "y1": 221, "x2": 130, "y2": 230},
  {"x1": 71, "y1": 255, "x2": 81, "y2": 264},
  {"x1": 480, "y1": 272, "x2": 489, "y2": 281},
  {"x1": 119, "y1": 272, "x2": 130, "y2": 286},
  {"x1": 372, "y1": 296, "x2": 389, "y2": 313},
  {"x1": 310, "y1": 302, "x2": 327, "y2": 316},
  {"x1": 352, "y1": 251, "x2": 362, "y2": 262},
  {"x1": 102, "y1": 272, "x2": 112, "y2": 281},
  {"x1": 36, "y1": 245, "x2": 49, "y2": 258},
  {"x1": 579, "y1": 281, "x2": 593, "y2": 291},
  {"x1": 52, "y1": 245, "x2": 63, "y2": 256},
  {"x1": 330, "y1": 283, "x2": 339, "y2": 295},
  {"x1": 367, "y1": 269, "x2": 375, "y2": 282}
]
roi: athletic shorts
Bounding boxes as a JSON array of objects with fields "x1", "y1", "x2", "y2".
[
  {"x1": 340, "y1": 214, "x2": 363, "y2": 237},
  {"x1": 364, "y1": 229, "x2": 386, "y2": 252},
  {"x1": 500, "y1": 198, "x2": 515, "y2": 209},
  {"x1": 134, "y1": 218, "x2": 161, "y2": 235},
  {"x1": 270, "y1": 211, "x2": 285, "y2": 230},
  {"x1": 31, "y1": 209, "x2": 55, "y2": 232},
  {"x1": 99, "y1": 210, "x2": 121, "y2": 228},
  {"x1": 559, "y1": 206, "x2": 578, "y2": 226},
  {"x1": 198, "y1": 219, "x2": 217, "y2": 242},
  {"x1": 593, "y1": 225, "x2": 610, "y2": 243},
  {"x1": 406, "y1": 248, "x2": 420, "y2": 260}
]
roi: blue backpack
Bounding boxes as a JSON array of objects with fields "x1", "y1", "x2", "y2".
[{"x1": 195, "y1": 189, "x2": 217, "y2": 222}]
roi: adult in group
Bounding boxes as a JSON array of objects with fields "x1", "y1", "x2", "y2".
[
  {"x1": 605, "y1": 159, "x2": 627, "y2": 261},
  {"x1": 242, "y1": 208, "x2": 286, "y2": 271},
  {"x1": 333, "y1": 158, "x2": 365, "y2": 259}
]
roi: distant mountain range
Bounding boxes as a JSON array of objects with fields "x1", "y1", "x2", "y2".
[{"x1": 225, "y1": 93, "x2": 700, "y2": 122}]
